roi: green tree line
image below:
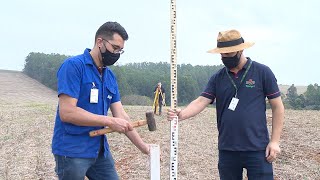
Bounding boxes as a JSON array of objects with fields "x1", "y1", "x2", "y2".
[
  {"x1": 23, "y1": 52, "x2": 70, "y2": 90},
  {"x1": 285, "y1": 84, "x2": 320, "y2": 110},
  {"x1": 23, "y1": 52, "x2": 320, "y2": 109}
]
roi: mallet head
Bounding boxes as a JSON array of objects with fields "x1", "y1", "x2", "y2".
[{"x1": 146, "y1": 111, "x2": 156, "y2": 131}]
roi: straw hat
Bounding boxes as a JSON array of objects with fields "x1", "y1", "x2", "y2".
[{"x1": 207, "y1": 29, "x2": 254, "y2": 54}]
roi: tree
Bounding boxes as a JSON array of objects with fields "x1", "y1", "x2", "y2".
[
  {"x1": 304, "y1": 84, "x2": 320, "y2": 110},
  {"x1": 178, "y1": 75, "x2": 198, "y2": 105},
  {"x1": 23, "y1": 52, "x2": 68, "y2": 90},
  {"x1": 286, "y1": 84, "x2": 299, "y2": 108}
]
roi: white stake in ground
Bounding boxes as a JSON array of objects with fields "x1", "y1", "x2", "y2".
[
  {"x1": 169, "y1": 0, "x2": 178, "y2": 179},
  {"x1": 150, "y1": 144, "x2": 160, "y2": 180}
]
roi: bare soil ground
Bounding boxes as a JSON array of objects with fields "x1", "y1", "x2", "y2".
[{"x1": 0, "y1": 70, "x2": 319, "y2": 180}]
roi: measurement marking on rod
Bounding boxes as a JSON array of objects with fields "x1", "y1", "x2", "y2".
[{"x1": 170, "y1": 0, "x2": 178, "y2": 179}]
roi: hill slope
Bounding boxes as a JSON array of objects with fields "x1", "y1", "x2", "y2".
[{"x1": 0, "y1": 70, "x2": 57, "y2": 179}]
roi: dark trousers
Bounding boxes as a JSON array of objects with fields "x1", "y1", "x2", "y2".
[
  {"x1": 54, "y1": 138, "x2": 118, "y2": 180},
  {"x1": 158, "y1": 100, "x2": 163, "y2": 114},
  {"x1": 218, "y1": 150, "x2": 273, "y2": 180}
]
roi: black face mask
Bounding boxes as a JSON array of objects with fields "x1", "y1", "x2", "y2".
[
  {"x1": 221, "y1": 52, "x2": 241, "y2": 69},
  {"x1": 99, "y1": 47, "x2": 120, "y2": 66}
]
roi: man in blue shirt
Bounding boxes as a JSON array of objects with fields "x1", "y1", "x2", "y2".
[
  {"x1": 52, "y1": 21, "x2": 150, "y2": 180},
  {"x1": 167, "y1": 29, "x2": 284, "y2": 179}
]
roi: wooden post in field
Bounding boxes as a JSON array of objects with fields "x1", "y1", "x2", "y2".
[{"x1": 150, "y1": 144, "x2": 160, "y2": 180}]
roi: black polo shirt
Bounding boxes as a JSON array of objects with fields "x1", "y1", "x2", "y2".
[{"x1": 201, "y1": 58, "x2": 280, "y2": 151}]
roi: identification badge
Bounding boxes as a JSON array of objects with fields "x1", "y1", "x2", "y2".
[
  {"x1": 228, "y1": 97, "x2": 239, "y2": 111},
  {"x1": 90, "y1": 82, "x2": 98, "y2": 103},
  {"x1": 90, "y1": 88, "x2": 98, "y2": 103}
]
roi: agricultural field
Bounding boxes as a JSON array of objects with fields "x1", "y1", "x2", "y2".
[{"x1": 0, "y1": 71, "x2": 319, "y2": 180}]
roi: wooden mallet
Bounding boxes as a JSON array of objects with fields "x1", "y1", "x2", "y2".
[{"x1": 89, "y1": 111, "x2": 156, "y2": 137}]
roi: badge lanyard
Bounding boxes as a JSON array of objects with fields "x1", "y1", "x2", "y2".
[{"x1": 225, "y1": 60, "x2": 252, "y2": 98}]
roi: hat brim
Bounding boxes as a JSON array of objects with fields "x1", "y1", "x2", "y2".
[{"x1": 207, "y1": 42, "x2": 255, "y2": 54}]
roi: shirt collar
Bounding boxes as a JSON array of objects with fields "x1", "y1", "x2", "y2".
[
  {"x1": 84, "y1": 48, "x2": 110, "y2": 74},
  {"x1": 84, "y1": 48, "x2": 95, "y2": 66},
  {"x1": 242, "y1": 57, "x2": 252, "y2": 70}
]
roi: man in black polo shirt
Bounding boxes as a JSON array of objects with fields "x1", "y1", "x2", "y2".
[{"x1": 167, "y1": 29, "x2": 284, "y2": 179}]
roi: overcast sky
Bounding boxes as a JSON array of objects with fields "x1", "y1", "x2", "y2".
[{"x1": 1, "y1": 0, "x2": 319, "y2": 86}]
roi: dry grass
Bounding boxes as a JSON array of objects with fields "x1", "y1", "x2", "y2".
[{"x1": 0, "y1": 71, "x2": 319, "y2": 180}]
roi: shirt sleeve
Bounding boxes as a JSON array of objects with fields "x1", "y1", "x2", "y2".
[
  {"x1": 201, "y1": 74, "x2": 216, "y2": 102},
  {"x1": 57, "y1": 59, "x2": 82, "y2": 99},
  {"x1": 263, "y1": 66, "x2": 281, "y2": 99}
]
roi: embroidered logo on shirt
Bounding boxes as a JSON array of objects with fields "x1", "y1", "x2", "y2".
[
  {"x1": 245, "y1": 79, "x2": 255, "y2": 88},
  {"x1": 107, "y1": 95, "x2": 112, "y2": 99}
]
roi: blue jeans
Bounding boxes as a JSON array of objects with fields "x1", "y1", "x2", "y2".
[
  {"x1": 54, "y1": 151, "x2": 118, "y2": 180},
  {"x1": 218, "y1": 150, "x2": 273, "y2": 180}
]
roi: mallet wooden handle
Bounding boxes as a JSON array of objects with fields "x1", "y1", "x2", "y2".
[{"x1": 89, "y1": 120, "x2": 147, "y2": 137}]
